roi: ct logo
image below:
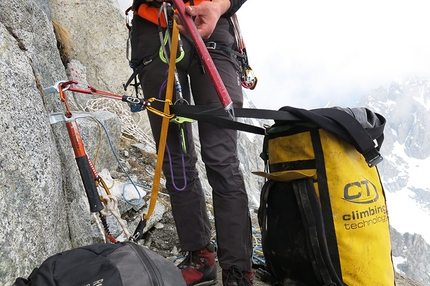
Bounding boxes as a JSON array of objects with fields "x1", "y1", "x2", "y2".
[{"x1": 343, "y1": 180, "x2": 379, "y2": 204}]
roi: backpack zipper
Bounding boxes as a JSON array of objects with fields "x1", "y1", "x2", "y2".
[{"x1": 129, "y1": 242, "x2": 164, "y2": 286}]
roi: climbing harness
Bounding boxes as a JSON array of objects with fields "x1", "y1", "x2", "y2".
[
  {"x1": 124, "y1": 5, "x2": 155, "y2": 109},
  {"x1": 127, "y1": 0, "x2": 236, "y2": 117},
  {"x1": 203, "y1": 15, "x2": 257, "y2": 90},
  {"x1": 124, "y1": 2, "x2": 186, "y2": 108}
]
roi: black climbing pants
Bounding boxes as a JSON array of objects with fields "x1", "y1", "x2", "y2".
[{"x1": 135, "y1": 16, "x2": 253, "y2": 271}]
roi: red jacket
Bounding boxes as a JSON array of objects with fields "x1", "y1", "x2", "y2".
[{"x1": 135, "y1": 0, "x2": 246, "y2": 27}]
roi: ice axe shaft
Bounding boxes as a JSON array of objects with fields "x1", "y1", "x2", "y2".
[{"x1": 171, "y1": 0, "x2": 234, "y2": 118}]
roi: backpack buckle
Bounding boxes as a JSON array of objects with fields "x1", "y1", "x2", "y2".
[
  {"x1": 206, "y1": 41, "x2": 217, "y2": 50},
  {"x1": 365, "y1": 149, "x2": 383, "y2": 167}
]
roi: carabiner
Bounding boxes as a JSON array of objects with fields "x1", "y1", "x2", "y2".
[{"x1": 146, "y1": 97, "x2": 174, "y2": 119}]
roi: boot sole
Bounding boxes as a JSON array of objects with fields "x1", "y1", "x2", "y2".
[{"x1": 192, "y1": 279, "x2": 217, "y2": 286}]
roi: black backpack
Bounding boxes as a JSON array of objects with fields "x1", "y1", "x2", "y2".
[{"x1": 14, "y1": 242, "x2": 186, "y2": 286}]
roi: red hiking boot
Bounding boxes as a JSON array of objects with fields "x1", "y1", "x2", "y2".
[
  {"x1": 222, "y1": 266, "x2": 254, "y2": 286},
  {"x1": 178, "y1": 243, "x2": 217, "y2": 286}
]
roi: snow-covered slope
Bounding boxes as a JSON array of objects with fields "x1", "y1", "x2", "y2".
[{"x1": 357, "y1": 78, "x2": 430, "y2": 284}]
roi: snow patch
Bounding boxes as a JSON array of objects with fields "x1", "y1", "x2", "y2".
[{"x1": 392, "y1": 255, "x2": 407, "y2": 274}]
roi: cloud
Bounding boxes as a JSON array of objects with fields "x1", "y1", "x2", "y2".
[{"x1": 238, "y1": 0, "x2": 430, "y2": 109}]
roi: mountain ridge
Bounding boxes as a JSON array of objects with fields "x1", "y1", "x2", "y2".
[{"x1": 357, "y1": 78, "x2": 430, "y2": 284}]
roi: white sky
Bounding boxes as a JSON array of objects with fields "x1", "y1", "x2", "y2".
[{"x1": 118, "y1": 0, "x2": 430, "y2": 110}]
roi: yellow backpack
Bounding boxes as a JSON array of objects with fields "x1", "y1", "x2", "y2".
[
  {"x1": 170, "y1": 104, "x2": 395, "y2": 285},
  {"x1": 255, "y1": 106, "x2": 394, "y2": 285}
]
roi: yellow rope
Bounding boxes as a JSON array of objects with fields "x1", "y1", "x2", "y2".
[{"x1": 144, "y1": 21, "x2": 180, "y2": 221}]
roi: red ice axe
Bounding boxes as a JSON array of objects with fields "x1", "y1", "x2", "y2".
[{"x1": 171, "y1": 0, "x2": 235, "y2": 118}]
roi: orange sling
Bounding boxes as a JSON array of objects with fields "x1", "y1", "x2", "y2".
[{"x1": 136, "y1": 0, "x2": 206, "y2": 27}]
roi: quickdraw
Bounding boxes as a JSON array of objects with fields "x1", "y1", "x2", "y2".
[
  {"x1": 157, "y1": 3, "x2": 185, "y2": 64},
  {"x1": 231, "y1": 14, "x2": 257, "y2": 90},
  {"x1": 156, "y1": 4, "x2": 187, "y2": 105}
]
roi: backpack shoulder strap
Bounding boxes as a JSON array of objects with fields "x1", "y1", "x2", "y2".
[{"x1": 292, "y1": 178, "x2": 344, "y2": 286}]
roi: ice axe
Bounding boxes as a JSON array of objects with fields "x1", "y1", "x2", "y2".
[{"x1": 49, "y1": 112, "x2": 104, "y2": 213}]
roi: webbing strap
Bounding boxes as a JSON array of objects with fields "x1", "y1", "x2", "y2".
[
  {"x1": 170, "y1": 105, "x2": 385, "y2": 166},
  {"x1": 169, "y1": 105, "x2": 301, "y2": 135},
  {"x1": 124, "y1": 57, "x2": 153, "y2": 91},
  {"x1": 144, "y1": 21, "x2": 180, "y2": 221},
  {"x1": 205, "y1": 41, "x2": 244, "y2": 58},
  {"x1": 170, "y1": 104, "x2": 301, "y2": 121}
]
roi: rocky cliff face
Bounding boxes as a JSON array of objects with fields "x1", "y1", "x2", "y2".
[
  {"x1": 1, "y1": 0, "x2": 72, "y2": 281},
  {"x1": 391, "y1": 228, "x2": 430, "y2": 285},
  {"x1": 1, "y1": 0, "x2": 150, "y2": 284},
  {"x1": 0, "y1": 0, "x2": 264, "y2": 284}
]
